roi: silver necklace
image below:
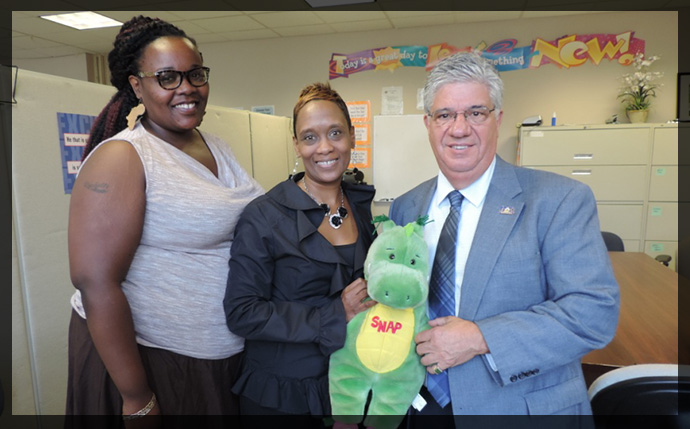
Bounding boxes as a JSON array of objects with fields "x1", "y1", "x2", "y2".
[{"x1": 302, "y1": 178, "x2": 348, "y2": 229}]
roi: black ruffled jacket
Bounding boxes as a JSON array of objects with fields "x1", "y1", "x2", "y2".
[{"x1": 224, "y1": 172, "x2": 376, "y2": 415}]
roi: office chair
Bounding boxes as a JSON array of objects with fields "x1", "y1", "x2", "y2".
[
  {"x1": 601, "y1": 231, "x2": 624, "y2": 252},
  {"x1": 343, "y1": 167, "x2": 366, "y2": 185},
  {"x1": 588, "y1": 364, "x2": 690, "y2": 419}
]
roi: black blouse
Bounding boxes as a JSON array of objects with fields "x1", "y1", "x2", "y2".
[{"x1": 224, "y1": 173, "x2": 376, "y2": 415}]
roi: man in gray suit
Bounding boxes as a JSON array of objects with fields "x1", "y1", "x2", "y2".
[{"x1": 389, "y1": 53, "x2": 619, "y2": 424}]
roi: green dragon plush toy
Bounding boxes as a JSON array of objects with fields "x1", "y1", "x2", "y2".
[{"x1": 329, "y1": 215, "x2": 430, "y2": 429}]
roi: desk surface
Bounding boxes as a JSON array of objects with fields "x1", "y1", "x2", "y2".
[{"x1": 582, "y1": 252, "x2": 678, "y2": 366}]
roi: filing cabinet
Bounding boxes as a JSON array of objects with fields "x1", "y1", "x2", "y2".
[{"x1": 518, "y1": 123, "x2": 678, "y2": 267}]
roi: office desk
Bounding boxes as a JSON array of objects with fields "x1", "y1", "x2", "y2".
[{"x1": 583, "y1": 252, "x2": 678, "y2": 367}]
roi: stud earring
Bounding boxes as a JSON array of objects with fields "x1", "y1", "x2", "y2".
[{"x1": 127, "y1": 99, "x2": 145, "y2": 130}]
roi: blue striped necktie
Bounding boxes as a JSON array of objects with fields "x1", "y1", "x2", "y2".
[{"x1": 427, "y1": 190, "x2": 463, "y2": 408}]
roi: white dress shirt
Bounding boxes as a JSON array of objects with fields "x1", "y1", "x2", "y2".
[
  {"x1": 425, "y1": 157, "x2": 496, "y2": 314},
  {"x1": 424, "y1": 156, "x2": 498, "y2": 371}
]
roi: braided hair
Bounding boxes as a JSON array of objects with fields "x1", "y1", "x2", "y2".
[{"x1": 82, "y1": 16, "x2": 195, "y2": 159}]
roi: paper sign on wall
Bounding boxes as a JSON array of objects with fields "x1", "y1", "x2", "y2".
[
  {"x1": 354, "y1": 124, "x2": 370, "y2": 146},
  {"x1": 349, "y1": 147, "x2": 371, "y2": 169},
  {"x1": 382, "y1": 87, "x2": 403, "y2": 115},
  {"x1": 58, "y1": 112, "x2": 95, "y2": 194},
  {"x1": 251, "y1": 105, "x2": 275, "y2": 115},
  {"x1": 347, "y1": 101, "x2": 371, "y2": 123}
]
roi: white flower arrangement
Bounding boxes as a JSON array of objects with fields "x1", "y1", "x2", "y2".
[{"x1": 618, "y1": 53, "x2": 663, "y2": 111}]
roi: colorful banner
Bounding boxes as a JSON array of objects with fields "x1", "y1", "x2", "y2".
[
  {"x1": 329, "y1": 32, "x2": 645, "y2": 79},
  {"x1": 57, "y1": 112, "x2": 95, "y2": 194},
  {"x1": 330, "y1": 46, "x2": 427, "y2": 79},
  {"x1": 529, "y1": 31, "x2": 644, "y2": 68}
]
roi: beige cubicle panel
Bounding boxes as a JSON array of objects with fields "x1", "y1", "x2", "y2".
[
  {"x1": 198, "y1": 106, "x2": 253, "y2": 177},
  {"x1": 249, "y1": 112, "x2": 292, "y2": 191}
]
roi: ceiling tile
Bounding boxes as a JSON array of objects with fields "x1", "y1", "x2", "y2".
[
  {"x1": 29, "y1": 31, "x2": 100, "y2": 45},
  {"x1": 12, "y1": 35, "x2": 63, "y2": 50},
  {"x1": 161, "y1": 11, "x2": 244, "y2": 20},
  {"x1": 250, "y1": 11, "x2": 324, "y2": 28},
  {"x1": 188, "y1": 32, "x2": 230, "y2": 44},
  {"x1": 97, "y1": 11, "x2": 182, "y2": 23},
  {"x1": 273, "y1": 24, "x2": 336, "y2": 37},
  {"x1": 390, "y1": 14, "x2": 455, "y2": 28},
  {"x1": 384, "y1": 11, "x2": 450, "y2": 19},
  {"x1": 12, "y1": 15, "x2": 74, "y2": 35},
  {"x1": 521, "y1": 11, "x2": 606, "y2": 19},
  {"x1": 214, "y1": 28, "x2": 281, "y2": 41},
  {"x1": 453, "y1": 11, "x2": 522, "y2": 23},
  {"x1": 190, "y1": 15, "x2": 265, "y2": 32},
  {"x1": 313, "y1": 11, "x2": 387, "y2": 23},
  {"x1": 172, "y1": 20, "x2": 214, "y2": 35},
  {"x1": 330, "y1": 19, "x2": 393, "y2": 33},
  {"x1": 78, "y1": 41, "x2": 119, "y2": 54}
]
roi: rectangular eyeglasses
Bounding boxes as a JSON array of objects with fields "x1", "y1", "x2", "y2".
[
  {"x1": 137, "y1": 67, "x2": 210, "y2": 90},
  {"x1": 430, "y1": 106, "x2": 496, "y2": 126}
]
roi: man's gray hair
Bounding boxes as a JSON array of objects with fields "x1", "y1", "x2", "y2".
[{"x1": 423, "y1": 52, "x2": 504, "y2": 116}]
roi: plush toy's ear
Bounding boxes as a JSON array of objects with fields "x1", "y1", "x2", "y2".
[
  {"x1": 403, "y1": 215, "x2": 431, "y2": 237},
  {"x1": 372, "y1": 215, "x2": 398, "y2": 233}
]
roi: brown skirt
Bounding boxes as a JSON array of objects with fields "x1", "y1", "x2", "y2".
[{"x1": 65, "y1": 309, "x2": 242, "y2": 416}]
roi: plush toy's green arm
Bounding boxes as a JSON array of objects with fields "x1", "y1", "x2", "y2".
[{"x1": 414, "y1": 305, "x2": 430, "y2": 335}]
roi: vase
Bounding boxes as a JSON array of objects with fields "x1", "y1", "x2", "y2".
[{"x1": 627, "y1": 109, "x2": 649, "y2": 123}]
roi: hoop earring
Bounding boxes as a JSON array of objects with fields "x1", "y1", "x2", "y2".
[{"x1": 127, "y1": 99, "x2": 146, "y2": 130}]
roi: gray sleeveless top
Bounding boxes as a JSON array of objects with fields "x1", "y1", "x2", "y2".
[{"x1": 71, "y1": 123, "x2": 264, "y2": 359}]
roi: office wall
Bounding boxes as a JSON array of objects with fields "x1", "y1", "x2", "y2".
[
  {"x1": 13, "y1": 11, "x2": 678, "y2": 200},
  {"x1": 200, "y1": 10, "x2": 678, "y2": 168}
]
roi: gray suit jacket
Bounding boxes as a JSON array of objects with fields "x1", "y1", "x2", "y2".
[{"x1": 389, "y1": 156, "x2": 619, "y2": 415}]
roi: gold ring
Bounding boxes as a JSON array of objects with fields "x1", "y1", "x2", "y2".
[{"x1": 434, "y1": 365, "x2": 443, "y2": 375}]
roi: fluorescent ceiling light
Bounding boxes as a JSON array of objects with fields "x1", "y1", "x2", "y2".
[
  {"x1": 40, "y1": 12, "x2": 122, "y2": 30},
  {"x1": 305, "y1": 0, "x2": 375, "y2": 7}
]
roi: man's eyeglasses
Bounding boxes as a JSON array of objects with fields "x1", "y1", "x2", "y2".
[
  {"x1": 137, "y1": 67, "x2": 210, "y2": 90},
  {"x1": 429, "y1": 106, "x2": 496, "y2": 127}
]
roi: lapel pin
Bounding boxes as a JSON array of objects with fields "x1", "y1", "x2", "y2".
[{"x1": 499, "y1": 206, "x2": 515, "y2": 215}]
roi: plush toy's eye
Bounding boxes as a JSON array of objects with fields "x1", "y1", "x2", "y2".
[
  {"x1": 389, "y1": 254, "x2": 395, "y2": 260},
  {"x1": 410, "y1": 259, "x2": 416, "y2": 265}
]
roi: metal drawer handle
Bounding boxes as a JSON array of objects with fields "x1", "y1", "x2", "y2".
[
  {"x1": 573, "y1": 153, "x2": 593, "y2": 160},
  {"x1": 571, "y1": 170, "x2": 592, "y2": 175}
]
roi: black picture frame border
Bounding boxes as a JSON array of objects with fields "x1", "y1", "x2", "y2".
[{"x1": 677, "y1": 72, "x2": 690, "y2": 122}]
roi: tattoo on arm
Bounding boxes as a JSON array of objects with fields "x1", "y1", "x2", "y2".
[{"x1": 84, "y1": 181, "x2": 109, "y2": 193}]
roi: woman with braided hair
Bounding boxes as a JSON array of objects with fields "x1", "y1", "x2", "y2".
[{"x1": 66, "y1": 15, "x2": 263, "y2": 418}]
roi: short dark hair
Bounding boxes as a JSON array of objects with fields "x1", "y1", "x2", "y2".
[{"x1": 292, "y1": 82, "x2": 352, "y2": 137}]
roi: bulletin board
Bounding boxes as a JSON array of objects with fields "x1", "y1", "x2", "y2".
[{"x1": 372, "y1": 115, "x2": 439, "y2": 202}]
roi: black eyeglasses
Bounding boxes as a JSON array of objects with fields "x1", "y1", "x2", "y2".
[{"x1": 137, "y1": 67, "x2": 210, "y2": 90}]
